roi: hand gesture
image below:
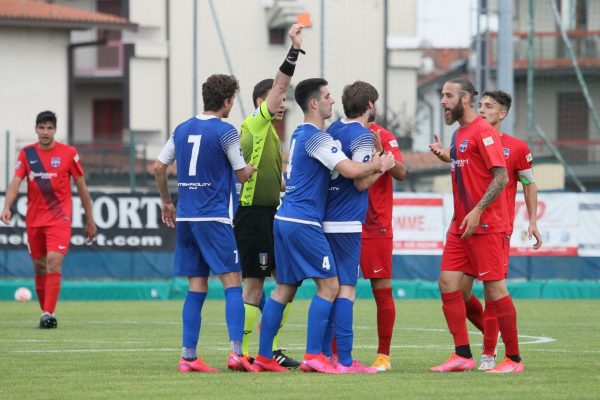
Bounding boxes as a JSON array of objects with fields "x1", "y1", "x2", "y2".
[
  {"x1": 378, "y1": 152, "x2": 395, "y2": 173},
  {"x1": 289, "y1": 24, "x2": 303, "y2": 49},
  {"x1": 370, "y1": 128, "x2": 383, "y2": 153},
  {"x1": 429, "y1": 134, "x2": 444, "y2": 157}
]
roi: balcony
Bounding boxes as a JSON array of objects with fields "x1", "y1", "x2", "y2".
[
  {"x1": 488, "y1": 30, "x2": 600, "y2": 69},
  {"x1": 73, "y1": 38, "x2": 125, "y2": 78}
]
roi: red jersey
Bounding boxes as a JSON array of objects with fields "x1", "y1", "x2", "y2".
[
  {"x1": 501, "y1": 133, "x2": 533, "y2": 233},
  {"x1": 362, "y1": 124, "x2": 404, "y2": 239},
  {"x1": 449, "y1": 116, "x2": 509, "y2": 235},
  {"x1": 14, "y1": 142, "x2": 84, "y2": 227}
]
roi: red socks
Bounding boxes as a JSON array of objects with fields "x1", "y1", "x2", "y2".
[
  {"x1": 441, "y1": 290, "x2": 469, "y2": 347},
  {"x1": 465, "y1": 295, "x2": 484, "y2": 333},
  {"x1": 372, "y1": 287, "x2": 395, "y2": 355},
  {"x1": 43, "y1": 272, "x2": 62, "y2": 314},
  {"x1": 494, "y1": 295, "x2": 520, "y2": 358},
  {"x1": 483, "y1": 300, "x2": 499, "y2": 356},
  {"x1": 34, "y1": 274, "x2": 47, "y2": 310}
]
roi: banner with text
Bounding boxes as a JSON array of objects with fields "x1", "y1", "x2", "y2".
[
  {"x1": 0, "y1": 192, "x2": 174, "y2": 252},
  {"x1": 391, "y1": 194, "x2": 445, "y2": 255},
  {"x1": 509, "y1": 193, "x2": 578, "y2": 256}
]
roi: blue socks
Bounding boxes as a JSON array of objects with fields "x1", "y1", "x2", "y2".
[
  {"x1": 258, "y1": 297, "x2": 285, "y2": 359},
  {"x1": 333, "y1": 298, "x2": 354, "y2": 367},
  {"x1": 224, "y1": 286, "x2": 245, "y2": 344},
  {"x1": 181, "y1": 291, "x2": 207, "y2": 352},
  {"x1": 306, "y1": 295, "x2": 333, "y2": 355}
]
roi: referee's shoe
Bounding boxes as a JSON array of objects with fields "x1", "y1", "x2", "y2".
[{"x1": 273, "y1": 349, "x2": 300, "y2": 368}]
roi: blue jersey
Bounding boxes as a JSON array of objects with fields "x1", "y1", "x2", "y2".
[
  {"x1": 276, "y1": 123, "x2": 348, "y2": 225},
  {"x1": 157, "y1": 114, "x2": 246, "y2": 222},
  {"x1": 323, "y1": 119, "x2": 374, "y2": 232}
]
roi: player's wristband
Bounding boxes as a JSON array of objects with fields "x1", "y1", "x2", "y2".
[
  {"x1": 279, "y1": 60, "x2": 296, "y2": 76},
  {"x1": 286, "y1": 45, "x2": 305, "y2": 62},
  {"x1": 162, "y1": 201, "x2": 172, "y2": 206}
]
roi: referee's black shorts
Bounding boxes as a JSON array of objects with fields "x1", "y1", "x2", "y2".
[{"x1": 233, "y1": 205, "x2": 277, "y2": 278}]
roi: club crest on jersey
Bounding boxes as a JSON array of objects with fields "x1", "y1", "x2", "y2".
[
  {"x1": 503, "y1": 147, "x2": 510, "y2": 159},
  {"x1": 459, "y1": 139, "x2": 468, "y2": 152},
  {"x1": 51, "y1": 157, "x2": 61, "y2": 167},
  {"x1": 331, "y1": 147, "x2": 338, "y2": 153},
  {"x1": 258, "y1": 253, "x2": 269, "y2": 270}
]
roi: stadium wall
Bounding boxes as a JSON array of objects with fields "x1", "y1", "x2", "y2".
[{"x1": 2, "y1": 192, "x2": 600, "y2": 281}]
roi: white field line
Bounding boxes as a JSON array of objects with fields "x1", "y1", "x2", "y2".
[{"x1": 6, "y1": 324, "x2": 563, "y2": 353}]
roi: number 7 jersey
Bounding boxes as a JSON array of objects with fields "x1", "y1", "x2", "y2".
[{"x1": 157, "y1": 114, "x2": 246, "y2": 221}]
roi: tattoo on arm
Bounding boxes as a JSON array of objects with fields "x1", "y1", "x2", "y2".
[{"x1": 476, "y1": 167, "x2": 508, "y2": 212}]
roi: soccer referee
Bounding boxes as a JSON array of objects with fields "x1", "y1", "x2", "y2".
[{"x1": 233, "y1": 23, "x2": 305, "y2": 368}]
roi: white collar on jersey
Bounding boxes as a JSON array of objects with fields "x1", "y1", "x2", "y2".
[
  {"x1": 301, "y1": 122, "x2": 322, "y2": 131},
  {"x1": 195, "y1": 114, "x2": 218, "y2": 120},
  {"x1": 340, "y1": 118, "x2": 365, "y2": 127}
]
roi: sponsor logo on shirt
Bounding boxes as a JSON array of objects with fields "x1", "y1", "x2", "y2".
[
  {"x1": 459, "y1": 139, "x2": 468, "y2": 152},
  {"x1": 177, "y1": 182, "x2": 212, "y2": 190},
  {"x1": 526, "y1": 152, "x2": 533, "y2": 162},
  {"x1": 28, "y1": 171, "x2": 57, "y2": 181},
  {"x1": 503, "y1": 147, "x2": 510, "y2": 159},
  {"x1": 483, "y1": 136, "x2": 495, "y2": 146},
  {"x1": 450, "y1": 158, "x2": 470, "y2": 171},
  {"x1": 51, "y1": 157, "x2": 61, "y2": 168}
]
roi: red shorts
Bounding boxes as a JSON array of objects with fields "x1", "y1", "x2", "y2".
[
  {"x1": 360, "y1": 237, "x2": 393, "y2": 279},
  {"x1": 441, "y1": 232, "x2": 509, "y2": 281},
  {"x1": 26, "y1": 223, "x2": 71, "y2": 259}
]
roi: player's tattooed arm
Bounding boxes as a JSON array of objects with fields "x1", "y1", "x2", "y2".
[
  {"x1": 460, "y1": 166, "x2": 508, "y2": 238},
  {"x1": 476, "y1": 166, "x2": 508, "y2": 212}
]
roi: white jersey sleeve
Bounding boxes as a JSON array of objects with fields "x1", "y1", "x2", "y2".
[
  {"x1": 350, "y1": 133, "x2": 374, "y2": 163},
  {"x1": 306, "y1": 132, "x2": 348, "y2": 171},
  {"x1": 157, "y1": 135, "x2": 175, "y2": 165},
  {"x1": 221, "y1": 128, "x2": 247, "y2": 170}
]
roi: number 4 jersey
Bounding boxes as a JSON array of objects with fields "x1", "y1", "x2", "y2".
[{"x1": 157, "y1": 114, "x2": 246, "y2": 222}]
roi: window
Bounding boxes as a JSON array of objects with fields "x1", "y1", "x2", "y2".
[{"x1": 93, "y1": 99, "x2": 123, "y2": 144}]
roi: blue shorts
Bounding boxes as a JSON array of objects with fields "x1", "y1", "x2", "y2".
[
  {"x1": 325, "y1": 232, "x2": 361, "y2": 286},
  {"x1": 274, "y1": 219, "x2": 337, "y2": 285},
  {"x1": 174, "y1": 221, "x2": 241, "y2": 277}
]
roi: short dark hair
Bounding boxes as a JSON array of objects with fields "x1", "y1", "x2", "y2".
[
  {"x1": 341, "y1": 81, "x2": 378, "y2": 118},
  {"x1": 448, "y1": 76, "x2": 478, "y2": 103},
  {"x1": 294, "y1": 78, "x2": 328, "y2": 113},
  {"x1": 481, "y1": 90, "x2": 512, "y2": 112},
  {"x1": 202, "y1": 74, "x2": 239, "y2": 112},
  {"x1": 36, "y1": 111, "x2": 57, "y2": 127},
  {"x1": 252, "y1": 79, "x2": 274, "y2": 108}
]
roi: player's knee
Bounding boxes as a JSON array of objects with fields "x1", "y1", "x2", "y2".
[{"x1": 483, "y1": 281, "x2": 509, "y2": 301}]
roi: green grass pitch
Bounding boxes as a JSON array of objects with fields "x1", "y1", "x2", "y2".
[{"x1": 2, "y1": 299, "x2": 599, "y2": 399}]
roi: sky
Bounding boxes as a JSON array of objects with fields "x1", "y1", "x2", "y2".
[{"x1": 417, "y1": 0, "x2": 475, "y2": 48}]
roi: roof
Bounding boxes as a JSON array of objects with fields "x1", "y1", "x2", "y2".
[
  {"x1": 418, "y1": 47, "x2": 469, "y2": 87},
  {"x1": 0, "y1": 0, "x2": 137, "y2": 31}
]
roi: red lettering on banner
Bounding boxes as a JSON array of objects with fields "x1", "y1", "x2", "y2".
[
  {"x1": 393, "y1": 198, "x2": 443, "y2": 206},
  {"x1": 514, "y1": 201, "x2": 546, "y2": 220},
  {"x1": 394, "y1": 216, "x2": 425, "y2": 231}
]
